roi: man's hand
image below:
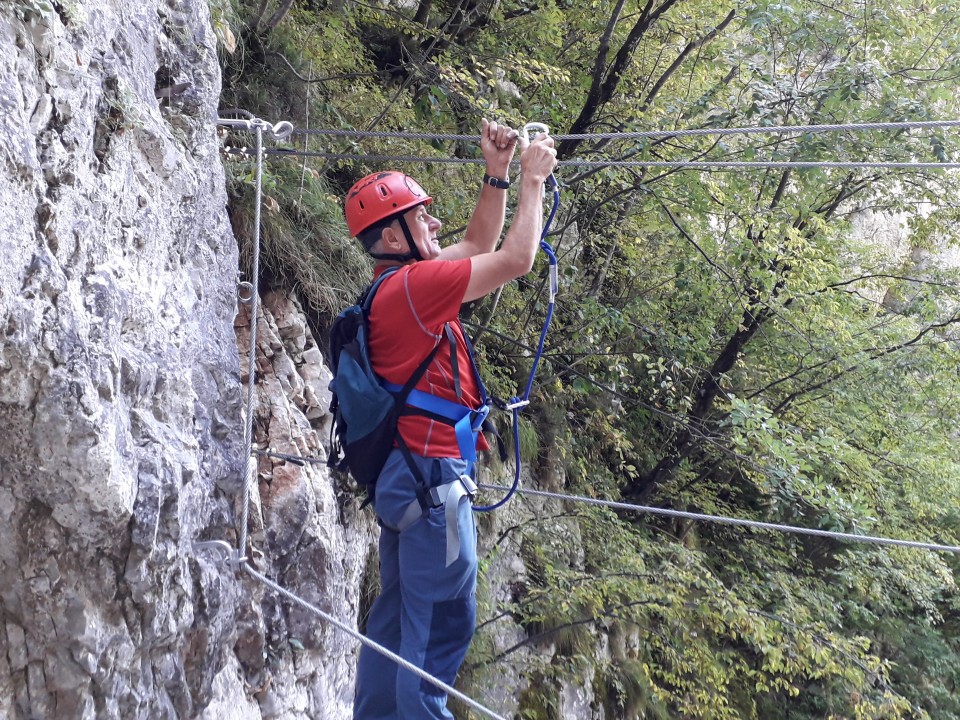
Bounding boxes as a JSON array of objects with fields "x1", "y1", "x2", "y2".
[
  {"x1": 481, "y1": 118, "x2": 519, "y2": 179},
  {"x1": 518, "y1": 132, "x2": 558, "y2": 185}
]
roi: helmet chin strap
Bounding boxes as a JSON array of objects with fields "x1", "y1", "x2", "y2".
[{"x1": 368, "y1": 213, "x2": 424, "y2": 263}]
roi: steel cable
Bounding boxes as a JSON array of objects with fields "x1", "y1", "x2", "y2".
[
  {"x1": 291, "y1": 118, "x2": 960, "y2": 142},
  {"x1": 243, "y1": 564, "x2": 508, "y2": 720},
  {"x1": 478, "y1": 483, "x2": 960, "y2": 554}
]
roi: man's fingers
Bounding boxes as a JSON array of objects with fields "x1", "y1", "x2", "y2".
[
  {"x1": 493, "y1": 126, "x2": 517, "y2": 150},
  {"x1": 482, "y1": 119, "x2": 519, "y2": 150},
  {"x1": 533, "y1": 133, "x2": 555, "y2": 148},
  {"x1": 520, "y1": 138, "x2": 557, "y2": 172}
]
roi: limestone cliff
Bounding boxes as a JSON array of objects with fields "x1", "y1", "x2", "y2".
[{"x1": 0, "y1": 2, "x2": 375, "y2": 718}]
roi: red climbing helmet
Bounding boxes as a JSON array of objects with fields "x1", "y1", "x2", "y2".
[{"x1": 344, "y1": 171, "x2": 433, "y2": 238}]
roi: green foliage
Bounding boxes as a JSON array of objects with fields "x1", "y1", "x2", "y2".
[
  {"x1": 207, "y1": 0, "x2": 239, "y2": 53},
  {"x1": 469, "y1": 507, "x2": 925, "y2": 718},
  {"x1": 221, "y1": 0, "x2": 960, "y2": 716},
  {"x1": 225, "y1": 147, "x2": 371, "y2": 316}
]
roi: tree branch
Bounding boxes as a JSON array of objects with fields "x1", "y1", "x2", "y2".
[
  {"x1": 642, "y1": 8, "x2": 737, "y2": 109},
  {"x1": 263, "y1": 0, "x2": 294, "y2": 31},
  {"x1": 770, "y1": 310, "x2": 960, "y2": 415}
]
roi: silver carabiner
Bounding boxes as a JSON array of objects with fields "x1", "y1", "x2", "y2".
[
  {"x1": 521, "y1": 123, "x2": 552, "y2": 197},
  {"x1": 521, "y1": 122, "x2": 550, "y2": 143},
  {"x1": 270, "y1": 121, "x2": 294, "y2": 141}
]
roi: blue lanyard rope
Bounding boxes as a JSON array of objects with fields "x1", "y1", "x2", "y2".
[{"x1": 475, "y1": 175, "x2": 560, "y2": 512}]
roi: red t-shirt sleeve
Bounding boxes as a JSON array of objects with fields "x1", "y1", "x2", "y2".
[{"x1": 393, "y1": 259, "x2": 471, "y2": 331}]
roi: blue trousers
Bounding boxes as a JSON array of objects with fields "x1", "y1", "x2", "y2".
[{"x1": 353, "y1": 449, "x2": 478, "y2": 720}]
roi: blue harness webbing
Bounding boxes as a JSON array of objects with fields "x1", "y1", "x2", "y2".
[{"x1": 382, "y1": 387, "x2": 490, "y2": 462}]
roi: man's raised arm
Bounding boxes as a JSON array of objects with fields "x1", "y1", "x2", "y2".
[
  {"x1": 441, "y1": 119, "x2": 519, "y2": 261},
  {"x1": 463, "y1": 133, "x2": 558, "y2": 302}
]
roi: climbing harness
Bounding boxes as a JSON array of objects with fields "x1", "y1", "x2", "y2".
[
  {"x1": 327, "y1": 262, "x2": 493, "y2": 520},
  {"x1": 389, "y1": 473, "x2": 479, "y2": 566},
  {"x1": 474, "y1": 123, "x2": 561, "y2": 513},
  {"x1": 379, "y1": 315, "x2": 496, "y2": 548}
]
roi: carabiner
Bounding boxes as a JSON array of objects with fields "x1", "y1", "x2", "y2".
[
  {"x1": 522, "y1": 123, "x2": 553, "y2": 197},
  {"x1": 270, "y1": 121, "x2": 295, "y2": 141},
  {"x1": 521, "y1": 122, "x2": 550, "y2": 143}
]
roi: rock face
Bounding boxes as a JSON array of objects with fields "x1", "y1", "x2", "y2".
[
  {"x1": 229, "y1": 292, "x2": 377, "y2": 720},
  {"x1": 0, "y1": 1, "x2": 240, "y2": 717},
  {"x1": 0, "y1": 2, "x2": 375, "y2": 719}
]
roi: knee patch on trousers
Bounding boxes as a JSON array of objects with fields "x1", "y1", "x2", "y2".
[{"x1": 420, "y1": 596, "x2": 476, "y2": 697}]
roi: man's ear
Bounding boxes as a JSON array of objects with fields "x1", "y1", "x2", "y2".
[{"x1": 379, "y1": 223, "x2": 404, "y2": 250}]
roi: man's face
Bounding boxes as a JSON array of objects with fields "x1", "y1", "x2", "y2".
[{"x1": 402, "y1": 203, "x2": 442, "y2": 260}]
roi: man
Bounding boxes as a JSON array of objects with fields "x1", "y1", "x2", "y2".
[{"x1": 346, "y1": 119, "x2": 557, "y2": 720}]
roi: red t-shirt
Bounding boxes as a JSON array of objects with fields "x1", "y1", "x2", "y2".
[{"x1": 367, "y1": 259, "x2": 490, "y2": 458}]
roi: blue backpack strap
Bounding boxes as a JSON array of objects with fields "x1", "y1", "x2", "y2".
[
  {"x1": 444, "y1": 323, "x2": 462, "y2": 400},
  {"x1": 361, "y1": 265, "x2": 443, "y2": 499}
]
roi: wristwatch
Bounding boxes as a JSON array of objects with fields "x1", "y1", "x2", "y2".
[{"x1": 482, "y1": 173, "x2": 510, "y2": 189}]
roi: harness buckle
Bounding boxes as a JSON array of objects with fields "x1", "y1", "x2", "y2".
[
  {"x1": 470, "y1": 404, "x2": 491, "y2": 427},
  {"x1": 428, "y1": 474, "x2": 478, "y2": 507},
  {"x1": 459, "y1": 474, "x2": 478, "y2": 498},
  {"x1": 504, "y1": 399, "x2": 530, "y2": 410}
]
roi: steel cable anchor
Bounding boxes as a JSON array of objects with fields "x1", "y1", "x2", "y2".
[{"x1": 192, "y1": 539, "x2": 247, "y2": 569}]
